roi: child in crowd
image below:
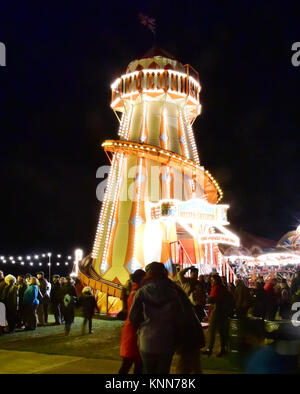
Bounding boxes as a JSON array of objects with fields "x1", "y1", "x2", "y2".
[{"x1": 78, "y1": 286, "x2": 99, "y2": 334}]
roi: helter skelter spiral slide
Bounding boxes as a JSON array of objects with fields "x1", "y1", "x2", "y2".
[{"x1": 78, "y1": 47, "x2": 239, "y2": 313}]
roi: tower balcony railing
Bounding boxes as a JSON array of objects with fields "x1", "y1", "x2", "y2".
[{"x1": 111, "y1": 67, "x2": 201, "y2": 108}]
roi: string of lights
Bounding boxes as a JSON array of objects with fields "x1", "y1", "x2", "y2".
[{"x1": 0, "y1": 253, "x2": 73, "y2": 267}]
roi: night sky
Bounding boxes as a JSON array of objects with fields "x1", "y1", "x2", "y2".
[{"x1": 0, "y1": 0, "x2": 300, "y2": 257}]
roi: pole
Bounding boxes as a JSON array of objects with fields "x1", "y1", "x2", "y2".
[{"x1": 48, "y1": 255, "x2": 51, "y2": 282}]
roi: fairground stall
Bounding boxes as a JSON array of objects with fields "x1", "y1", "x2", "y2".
[{"x1": 224, "y1": 226, "x2": 300, "y2": 285}]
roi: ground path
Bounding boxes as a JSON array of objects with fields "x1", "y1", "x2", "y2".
[{"x1": 0, "y1": 314, "x2": 240, "y2": 374}]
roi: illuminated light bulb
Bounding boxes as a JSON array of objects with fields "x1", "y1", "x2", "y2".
[
  {"x1": 29, "y1": 262, "x2": 33, "y2": 266},
  {"x1": 42, "y1": 254, "x2": 46, "y2": 257},
  {"x1": 57, "y1": 254, "x2": 61, "y2": 258},
  {"x1": 65, "y1": 263, "x2": 69, "y2": 266},
  {"x1": 21, "y1": 262, "x2": 24, "y2": 265},
  {"x1": 48, "y1": 263, "x2": 51, "y2": 266},
  {"x1": 9, "y1": 257, "x2": 13, "y2": 260},
  {"x1": 47, "y1": 253, "x2": 51, "y2": 257},
  {"x1": 39, "y1": 263, "x2": 42, "y2": 266},
  {"x1": 34, "y1": 255, "x2": 39, "y2": 259},
  {"x1": 18, "y1": 256, "x2": 22, "y2": 260},
  {"x1": 56, "y1": 263, "x2": 60, "y2": 266}
]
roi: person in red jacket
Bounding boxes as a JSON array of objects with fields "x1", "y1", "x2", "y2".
[
  {"x1": 203, "y1": 273, "x2": 229, "y2": 357},
  {"x1": 119, "y1": 269, "x2": 146, "y2": 374},
  {"x1": 264, "y1": 278, "x2": 279, "y2": 320}
]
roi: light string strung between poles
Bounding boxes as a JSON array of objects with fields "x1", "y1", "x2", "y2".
[{"x1": 0, "y1": 249, "x2": 84, "y2": 282}]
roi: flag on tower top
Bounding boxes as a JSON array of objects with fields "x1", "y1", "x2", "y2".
[{"x1": 138, "y1": 13, "x2": 156, "y2": 34}]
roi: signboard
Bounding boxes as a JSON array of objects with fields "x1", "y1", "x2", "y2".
[
  {"x1": 197, "y1": 234, "x2": 239, "y2": 247},
  {"x1": 149, "y1": 198, "x2": 228, "y2": 225}
]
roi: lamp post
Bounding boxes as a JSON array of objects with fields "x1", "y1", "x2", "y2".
[
  {"x1": 71, "y1": 249, "x2": 83, "y2": 278},
  {"x1": 47, "y1": 253, "x2": 51, "y2": 282}
]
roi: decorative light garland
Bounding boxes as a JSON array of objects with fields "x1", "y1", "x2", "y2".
[
  {"x1": 179, "y1": 108, "x2": 190, "y2": 159},
  {"x1": 101, "y1": 153, "x2": 124, "y2": 270},
  {"x1": 119, "y1": 105, "x2": 133, "y2": 140},
  {"x1": 132, "y1": 158, "x2": 143, "y2": 260},
  {"x1": 139, "y1": 102, "x2": 147, "y2": 144},
  {"x1": 92, "y1": 153, "x2": 118, "y2": 259},
  {"x1": 102, "y1": 140, "x2": 224, "y2": 203},
  {"x1": 110, "y1": 68, "x2": 201, "y2": 113},
  {"x1": 100, "y1": 156, "x2": 120, "y2": 267},
  {"x1": 114, "y1": 69, "x2": 201, "y2": 91},
  {"x1": 183, "y1": 109, "x2": 200, "y2": 165},
  {"x1": 117, "y1": 112, "x2": 126, "y2": 137},
  {"x1": 0, "y1": 253, "x2": 73, "y2": 268}
]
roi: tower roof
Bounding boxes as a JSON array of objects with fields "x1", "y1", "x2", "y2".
[
  {"x1": 126, "y1": 47, "x2": 184, "y2": 74},
  {"x1": 141, "y1": 46, "x2": 178, "y2": 61}
]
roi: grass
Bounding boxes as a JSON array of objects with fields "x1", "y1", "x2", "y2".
[{"x1": 0, "y1": 313, "x2": 241, "y2": 373}]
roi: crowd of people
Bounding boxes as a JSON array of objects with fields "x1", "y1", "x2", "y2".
[
  {"x1": 1, "y1": 264, "x2": 300, "y2": 374},
  {"x1": 0, "y1": 270, "x2": 98, "y2": 335},
  {"x1": 118, "y1": 264, "x2": 300, "y2": 374},
  {"x1": 228, "y1": 259, "x2": 300, "y2": 283}
]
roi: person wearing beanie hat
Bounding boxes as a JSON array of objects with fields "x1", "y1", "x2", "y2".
[
  {"x1": 82, "y1": 286, "x2": 92, "y2": 294},
  {"x1": 129, "y1": 262, "x2": 184, "y2": 374},
  {"x1": 77, "y1": 286, "x2": 98, "y2": 334},
  {"x1": 119, "y1": 269, "x2": 146, "y2": 374}
]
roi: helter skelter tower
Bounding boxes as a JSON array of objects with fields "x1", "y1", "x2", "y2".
[{"x1": 78, "y1": 48, "x2": 239, "y2": 310}]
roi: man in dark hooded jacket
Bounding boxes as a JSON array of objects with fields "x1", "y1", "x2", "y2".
[
  {"x1": 36, "y1": 272, "x2": 50, "y2": 325},
  {"x1": 16, "y1": 275, "x2": 27, "y2": 328},
  {"x1": 129, "y1": 262, "x2": 184, "y2": 374},
  {"x1": 50, "y1": 275, "x2": 61, "y2": 325}
]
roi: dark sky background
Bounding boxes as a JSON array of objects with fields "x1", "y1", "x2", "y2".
[{"x1": 0, "y1": 0, "x2": 300, "y2": 257}]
